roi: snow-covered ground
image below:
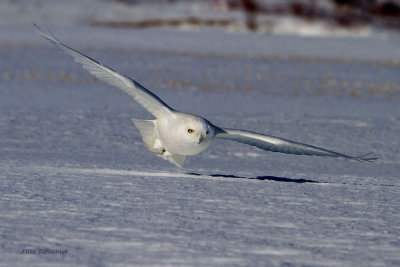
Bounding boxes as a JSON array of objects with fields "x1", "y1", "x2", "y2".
[{"x1": 1, "y1": 20, "x2": 400, "y2": 267}]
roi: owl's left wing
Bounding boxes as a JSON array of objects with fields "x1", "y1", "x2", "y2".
[{"x1": 214, "y1": 128, "x2": 377, "y2": 162}]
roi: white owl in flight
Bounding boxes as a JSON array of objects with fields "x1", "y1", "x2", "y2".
[{"x1": 34, "y1": 25, "x2": 377, "y2": 168}]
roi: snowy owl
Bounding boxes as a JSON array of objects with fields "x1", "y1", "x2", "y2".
[{"x1": 34, "y1": 25, "x2": 377, "y2": 168}]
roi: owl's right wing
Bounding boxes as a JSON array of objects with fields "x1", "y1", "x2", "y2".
[
  {"x1": 214, "y1": 128, "x2": 377, "y2": 162},
  {"x1": 34, "y1": 24, "x2": 173, "y2": 118}
]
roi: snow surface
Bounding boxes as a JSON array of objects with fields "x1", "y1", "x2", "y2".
[{"x1": 1, "y1": 25, "x2": 400, "y2": 266}]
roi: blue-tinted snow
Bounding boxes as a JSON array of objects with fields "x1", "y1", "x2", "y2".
[{"x1": 1, "y1": 26, "x2": 400, "y2": 266}]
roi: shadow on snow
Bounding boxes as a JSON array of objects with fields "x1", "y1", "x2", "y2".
[{"x1": 187, "y1": 172, "x2": 318, "y2": 183}]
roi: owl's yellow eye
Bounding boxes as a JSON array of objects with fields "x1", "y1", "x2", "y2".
[{"x1": 187, "y1": 129, "x2": 194, "y2": 134}]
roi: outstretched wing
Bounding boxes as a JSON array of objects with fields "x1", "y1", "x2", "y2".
[
  {"x1": 34, "y1": 24, "x2": 172, "y2": 118},
  {"x1": 215, "y1": 128, "x2": 377, "y2": 162}
]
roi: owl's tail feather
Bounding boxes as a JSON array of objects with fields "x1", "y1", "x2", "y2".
[
  {"x1": 131, "y1": 118, "x2": 161, "y2": 154},
  {"x1": 131, "y1": 118, "x2": 186, "y2": 168}
]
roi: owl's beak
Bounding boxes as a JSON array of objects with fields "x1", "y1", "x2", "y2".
[{"x1": 197, "y1": 135, "x2": 204, "y2": 144}]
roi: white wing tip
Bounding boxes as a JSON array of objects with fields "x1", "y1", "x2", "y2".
[{"x1": 33, "y1": 23, "x2": 59, "y2": 44}]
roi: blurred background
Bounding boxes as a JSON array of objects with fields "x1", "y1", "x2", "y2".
[{"x1": 1, "y1": 0, "x2": 400, "y2": 36}]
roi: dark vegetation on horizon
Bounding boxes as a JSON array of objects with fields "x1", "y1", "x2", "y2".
[
  {"x1": 114, "y1": 0, "x2": 400, "y2": 31},
  {"x1": 227, "y1": 0, "x2": 400, "y2": 30}
]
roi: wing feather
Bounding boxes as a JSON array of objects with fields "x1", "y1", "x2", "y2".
[
  {"x1": 215, "y1": 128, "x2": 377, "y2": 162},
  {"x1": 34, "y1": 24, "x2": 172, "y2": 118}
]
